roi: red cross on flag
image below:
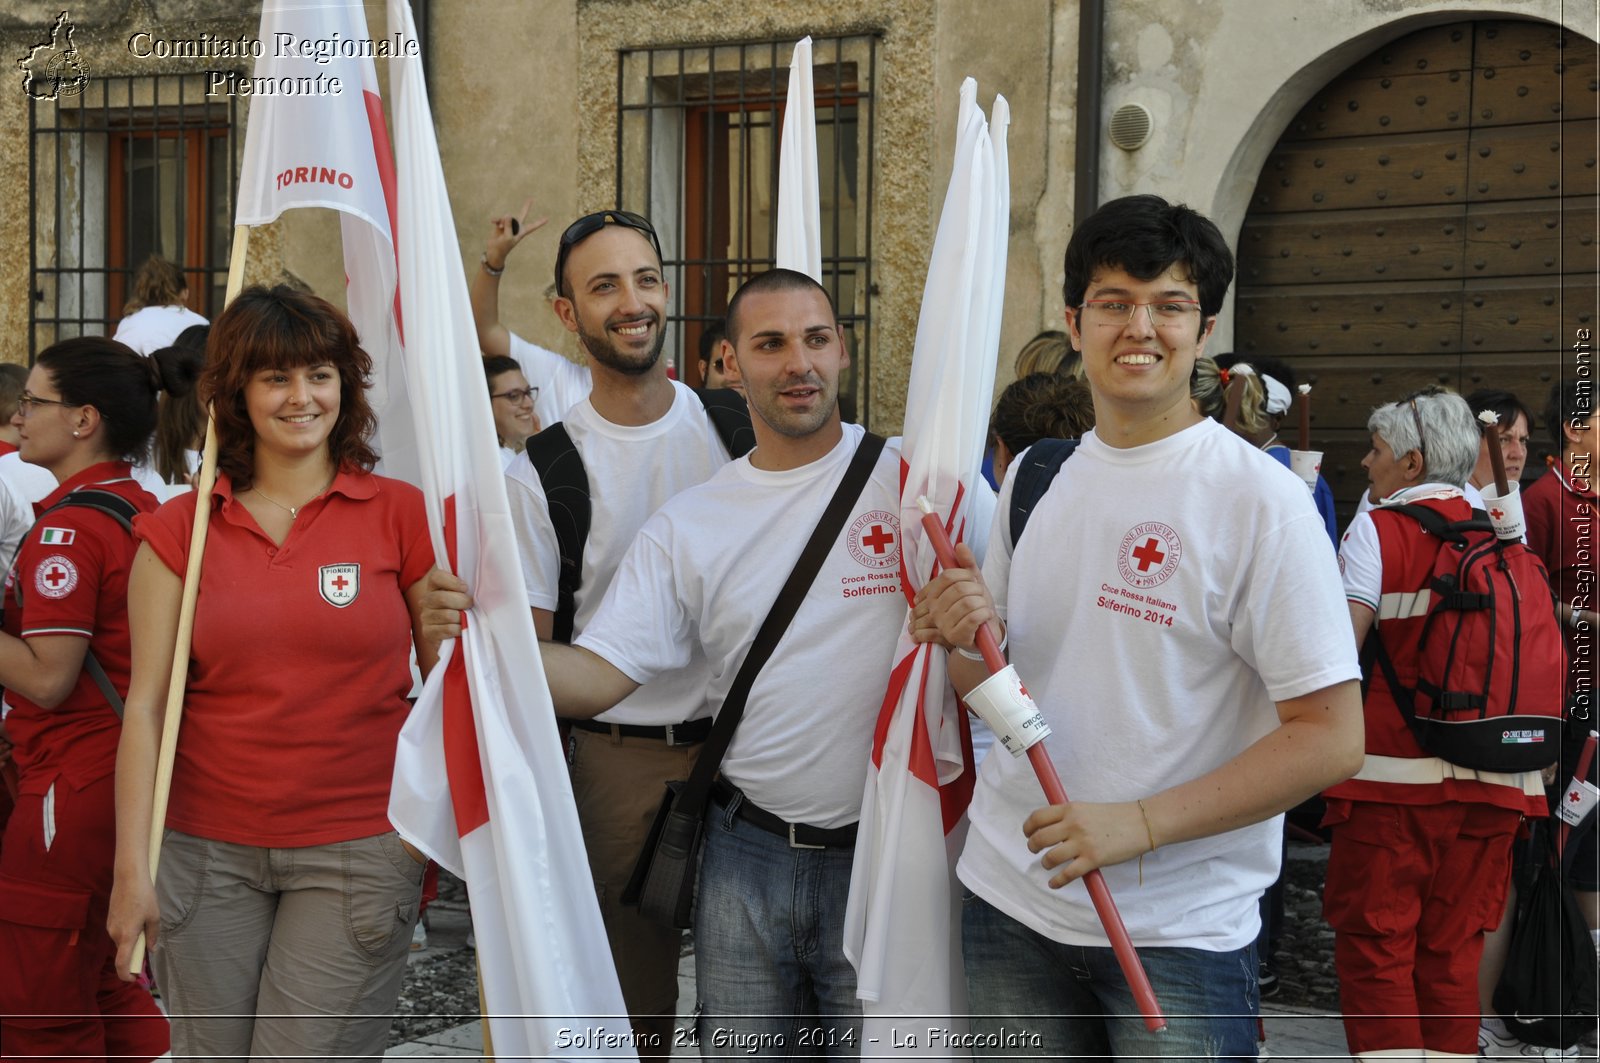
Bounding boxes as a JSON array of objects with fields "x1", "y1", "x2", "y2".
[{"x1": 842, "y1": 78, "x2": 1008, "y2": 1051}]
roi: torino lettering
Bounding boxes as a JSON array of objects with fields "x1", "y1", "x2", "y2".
[{"x1": 276, "y1": 166, "x2": 355, "y2": 191}]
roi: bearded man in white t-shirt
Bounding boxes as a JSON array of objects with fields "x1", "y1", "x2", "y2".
[
  {"x1": 478, "y1": 210, "x2": 745, "y2": 1057},
  {"x1": 916, "y1": 194, "x2": 1365, "y2": 1060},
  {"x1": 526, "y1": 269, "x2": 902, "y2": 1059}
]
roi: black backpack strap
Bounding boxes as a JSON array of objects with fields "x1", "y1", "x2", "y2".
[
  {"x1": 1008, "y1": 438, "x2": 1078, "y2": 547},
  {"x1": 41, "y1": 489, "x2": 140, "y2": 532},
  {"x1": 524, "y1": 423, "x2": 588, "y2": 644},
  {"x1": 1383, "y1": 502, "x2": 1489, "y2": 545},
  {"x1": 1383, "y1": 502, "x2": 1495, "y2": 610},
  {"x1": 1363, "y1": 624, "x2": 1422, "y2": 734},
  {"x1": 694, "y1": 387, "x2": 757, "y2": 458},
  {"x1": 83, "y1": 652, "x2": 124, "y2": 719}
]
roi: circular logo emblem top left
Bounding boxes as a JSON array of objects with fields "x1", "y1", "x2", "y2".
[{"x1": 847, "y1": 511, "x2": 901, "y2": 571}]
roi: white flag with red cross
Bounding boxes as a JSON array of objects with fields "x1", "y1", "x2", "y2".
[
  {"x1": 371, "y1": 0, "x2": 632, "y2": 1057},
  {"x1": 843, "y1": 78, "x2": 1009, "y2": 1051}
]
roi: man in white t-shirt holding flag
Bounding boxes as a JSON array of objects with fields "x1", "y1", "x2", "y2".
[
  {"x1": 426, "y1": 267, "x2": 904, "y2": 1057},
  {"x1": 916, "y1": 194, "x2": 1365, "y2": 1060}
]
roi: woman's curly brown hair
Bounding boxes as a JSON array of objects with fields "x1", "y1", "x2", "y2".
[
  {"x1": 989, "y1": 372, "x2": 1096, "y2": 456},
  {"x1": 200, "y1": 285, "x2": 378, "y2": 490}
]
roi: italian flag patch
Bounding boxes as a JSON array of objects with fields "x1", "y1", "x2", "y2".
[{"x1": 38, "y1": 528, "x2": 75, "y2": 545}]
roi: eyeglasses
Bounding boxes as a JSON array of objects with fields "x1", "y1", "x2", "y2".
[
  {"x1": 1078, "y1": 299, "x2": 1204, "y2": 331},
  {"x1": 16, "y1": 392, "x2": 82, "y2": 417},
  {"x1": 552, "y1": 210, "x2": 662, "y2": 295},
  {"x1": 490, "y1": 386, "x2": 539, "y2": 405},
  {"x1": 1400, "y1": 386, "x2": 1445, "y2": 470}
]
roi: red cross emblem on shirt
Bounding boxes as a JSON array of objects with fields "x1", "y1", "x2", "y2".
[
  {"x1": 43, "y1": 564, "x2": 68, "y2": 587},
  {"x1": 862, "y1": 524, "x2": 893, "y2": 555},
  {"x1": 1116, "y1": 522, "x2": 1183, "y2": 589},
  {"x1": 319, "y1": 563, "x2": 360, "y2": 607},
  {"x1": 1131, "y1": 537, "x2": 1166, "y2": 572}
]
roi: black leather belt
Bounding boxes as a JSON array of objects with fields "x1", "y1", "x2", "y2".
[
  {"x1": 569, "y1": 717, "x2": 712, "y2": 746},
  {"x1": 711, "y1": 779, "x2": 858, "y2": 850}
]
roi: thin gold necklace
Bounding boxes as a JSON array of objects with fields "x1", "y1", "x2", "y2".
[{"x1": 252, "y1": 473, "x2": 335, "y2": 520}]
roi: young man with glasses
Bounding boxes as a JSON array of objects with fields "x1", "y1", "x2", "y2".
[
  {"x1": 501, "y1": 209, "x2": 742, "y2": 1056},
  {"x1": 916, "y1": 194, "x2": 1363, "y2": 1059}
]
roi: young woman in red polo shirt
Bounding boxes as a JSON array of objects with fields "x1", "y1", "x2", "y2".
[
  {"x1": 0, "y1": 337, "x2": 169, "y2": 1060},
  {"x1": 108, "y1": 286, "x2": 437, "y2": 1061}
]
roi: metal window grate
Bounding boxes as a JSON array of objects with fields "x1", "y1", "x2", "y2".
[
  {"x1": 28, "y1": 73, "x2": 239, "y2": 357},
  {"x1": 616, "y1": 34, "x2": 877, "y2": 423}
]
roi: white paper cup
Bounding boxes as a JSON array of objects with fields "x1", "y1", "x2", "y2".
[
  {"x1": 1289, "y1": 449, "x2": 1323, "y2": 491},
  {"x1": 962, "y1": 664, "x2": 1051, "y2": 758},
  {"x1": 1479, "y1": 481, "x2": 1526, "y2": 541}
]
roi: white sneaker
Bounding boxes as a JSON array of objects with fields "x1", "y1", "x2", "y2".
[{"x1": 1479, "y1": 1024, "x2": 1581, "y2": 1059}]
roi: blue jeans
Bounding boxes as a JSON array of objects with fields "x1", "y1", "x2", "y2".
[
  {"x1": 694, "y1": 805, "x2": 862, "y2": 1060},
  {"x1": 962, "y1": 890, "x2": 1259, "y2": 1061}
]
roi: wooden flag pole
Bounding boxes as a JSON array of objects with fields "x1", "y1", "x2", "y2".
[
  {"x1": 129, "y1": 222, "x2": 251, "y2": 973},
  {"x1": 477, "y1": 957, "x2": 495, "y2": 1061}
]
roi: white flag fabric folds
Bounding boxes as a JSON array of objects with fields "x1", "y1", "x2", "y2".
[
  {"x1": 775, "y1": 36, "x2": 822, "y2": 281},
  {"x1": 234, "y1": 0, "x2": 415, "y2": 482},
  {"x1": 843, "y1": 78, "x2": 1010, "y2": 1053},
  {"x1": 379, "y1": 0, "x2": 632, "y2": 1057}
]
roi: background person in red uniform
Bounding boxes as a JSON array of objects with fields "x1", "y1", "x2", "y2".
[
  {"x1": 108, "y1": 286, "x2": 437, "y2": 1062},
  {"x1": 0, "y1": 337, "x2": 168, "y2": 1061},
  {"x1": 1329, "y1": 388, "x2": 1549, "y2": 1060}
]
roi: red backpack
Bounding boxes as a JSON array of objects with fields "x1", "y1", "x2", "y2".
[{"x1": 1365, "y1": 504, "x2": 1567, "y2": 773}]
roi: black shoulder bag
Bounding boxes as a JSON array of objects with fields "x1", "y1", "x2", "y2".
[{"x1": 621, "y1": 431, "x2": 887, "y2": 928}]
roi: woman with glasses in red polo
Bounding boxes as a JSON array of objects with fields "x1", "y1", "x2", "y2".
[
  {"x1": 0, "y1": 338, "x2": 168, "y2": 1060},
  {"x1": 109, "y1": 286, "x2": 436, "y2": 1062}
]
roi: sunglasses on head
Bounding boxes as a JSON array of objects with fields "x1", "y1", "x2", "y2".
[
  {"x1": 1400, "y1": 385, "x2": 1446, "y2": 469},
  {"x1": 552, "y1": 210, "x2": 662, "y2": 294}
]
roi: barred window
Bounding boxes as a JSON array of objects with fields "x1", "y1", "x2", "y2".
[
  {"x1": 616, "y1": 35, "x2": 877, "y2": 420},
  {"x1": 29, "y1": 73, "x2": 239, "y2": 354}
]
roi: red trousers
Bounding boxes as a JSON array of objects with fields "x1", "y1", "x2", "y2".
[
  {"x1": 1324, "y1": 800, "x2": 1520, "y2": 1055},
  {"x1": 0, "y1": 773, "x2": 169, "y2": 1063}
]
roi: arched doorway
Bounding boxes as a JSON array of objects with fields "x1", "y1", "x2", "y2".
[{"x1": 1234, "y1": 18, "x2": 1596, "y2": 522}]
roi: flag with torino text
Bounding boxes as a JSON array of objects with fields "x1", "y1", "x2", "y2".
[
  {"x1": 843, "y1": 78, "x2": 1010, "y2": 1052},
  {"x1": 233, "y1": 0, "x2": 416, "y2": 482}
]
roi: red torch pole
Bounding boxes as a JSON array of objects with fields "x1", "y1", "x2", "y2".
[{"x1": 919, "y1": 504, "x2": 1166, "y2": 1032}]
